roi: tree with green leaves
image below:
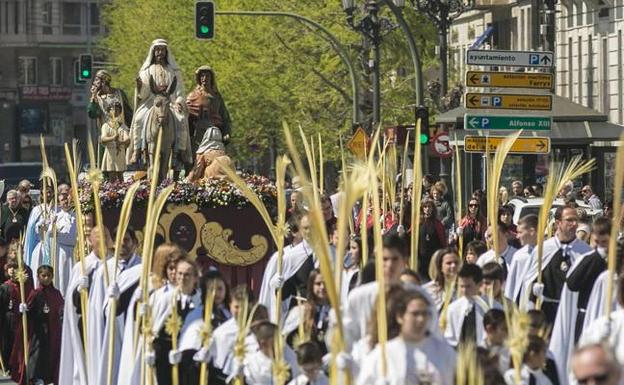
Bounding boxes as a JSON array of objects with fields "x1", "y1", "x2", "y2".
[{"x1": 99, "y1": 0, "x2": 439, "y2": 171}]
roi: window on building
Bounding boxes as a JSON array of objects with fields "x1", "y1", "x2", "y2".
[
  {"x1": 90, "y1": 4, "x2": 100, "y2": 34},
  {"x1": 576, "y1": 0, "x2": 582, "y2": 27},
  {"x1": 42, "y1": 2, "x2": 53, "y2": 35},
  {"x1": 585, "y1": 1, "x2": 593, "y2": 25},
  {"x1": 568, "y1": 37, "x2": 573, "y2": 98},
  {"x1": 520, "y1": 10, "x2": 525, "y2": 50},
  {"x1": 13, "y1": 0, "x2": 20, "y2": 34},
  {"x1": 18, "y1": 57, "x2": 37, "y2": 85},
  {"x1": 618, "y1": 30, "x2": 622, "y2": 124},
  {"x1": 587, "y1": 35, "x2": 594, "y2": 108},
  {"x1": 62, "y1": 2, "x2": 81, "y2": 35},
  {"x1": 598, "y1": 0, "x2": 610, "y2": 18},
  {"x1": 49, "y1": 57, "x2": 62, "y2": 86},
  {"x1": 577, "y1": 36, "x2": 583, "y2": 103},
  {"x1": 601, "y1": 37, "x2": 609, "y2": 114}
]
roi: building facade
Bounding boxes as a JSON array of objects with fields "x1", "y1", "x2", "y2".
[
  {"x1": 444, "y1": 0, "x2": 623, "y2": 200},
  {"x1": 0, "y1": 0, "x2": 105, "y2": 166},
  {"x1": 448, "y1": 0, "x2": 624, "y2": 125}
]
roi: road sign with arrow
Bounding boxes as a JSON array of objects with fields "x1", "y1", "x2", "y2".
[
  {"x1": 466, "y1": 49, "x2": 553, "y2": 68},
  {"x1": 464, "y1": 136, "x2": 550, "y2": 154},
  {"x1": 465, "y1": 71, "x2": 553, "y2": 89},
  {"x1": 465, "y1": 93, "x2": 552, "y2": 110},
  {"x1": 464, "y1": 114, "x2": 552, "y2": 131}
]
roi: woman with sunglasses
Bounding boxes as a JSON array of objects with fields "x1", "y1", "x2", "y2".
[{"x1": 456, "y1": 198, "x2": 487, "y2": 252}]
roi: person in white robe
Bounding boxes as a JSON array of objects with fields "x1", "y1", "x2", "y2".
[
  {"x1": 357, "y1": 285, "x2": 456, "y2": 385},
  {"x1": 239, "y1": 321, "x2": 299, "y2": 385},
  {"x1": 445, "y1": 264, "x2": 502, "y2": 347},
  {"x1": 23, "y1": 186, "x2": 53, "y2": 268},
  {"x1": 504, "y1": 214, "x2": 538, "y2": 305},
  {"x1": 550, "y1": 219, "x2": 612, "y2": 385},
  {"x1": 129, "y1": 38, "x2": 185, "y2": 165},
  {"x1": 504, "y1": 336, "x2": 554, "y2": 385},
  {"x1": 582, "y1": 271, "x2": 621, "y2": 331},
  {"x1": 481, "y1": 308, "x2": 511, "y2": 374},
  {"x1": 423, "y1": 249, "x2": 459, "y2": 312},
  {"x1": 477, "y1": 225, "x2": 518, "y2": 268},
  {"x1": 340, "y1": 235, "x2": 362, "y2": 308},
  {"x1": 117, "y1": 241, "x2": 187, "y2": 384},
  {"x1": 259, "y1": 212, "x2": 313, "y2": 322},
  {"x1": 342, "y1": 234, "x2": 410, "y2": 349},
  {"x1": 58, "y1": 226, "x2": 112, "y2": 385},
  {"x1": 579, "y1": 277, "x2": 624, "y2": 367},
  {"x1": 93, "y1": 228, "x2": 142, "y2": 385},
  {"x1": 287, "y1": 341, "x2": 328, "y2": 385}
]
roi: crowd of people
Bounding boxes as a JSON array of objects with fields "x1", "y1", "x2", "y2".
[{"x1": 0, "y1": 172, "x2": 623, "y2": 385}]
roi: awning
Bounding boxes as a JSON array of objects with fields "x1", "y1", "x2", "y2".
[
  {"x1": 448, "y1": 120, "x2": 623, "y2": 145},
  {"x1": 437, "y1": 93, "x2": 623, "y2": 145}
]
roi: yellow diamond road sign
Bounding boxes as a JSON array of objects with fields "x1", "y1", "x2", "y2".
[
  {"x1": 466, "y1": 71, "x2": 553, "y2": 89},
  {"x1": 464, "y1": 136, "x2": 550, "y2": 154},
  {"x1": 347, "y1": 127, "x2": 370, "y2": 158},
  {"x1": 465, "y1": 93, "x2": 552, "y2": 111}
]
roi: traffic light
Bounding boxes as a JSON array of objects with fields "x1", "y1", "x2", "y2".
[
  {"x1": 79, "y1": 53, "x2": 93, "y2": 80},
  {"x1": 415, "y1": 105, "x2": 430, "y2": 144},
  {"x1": 195, "y1": 1, "x2": 215, "y2": 40},
  {"x1": 74, "y1": 61, "x2": 86, "y2": 84}
]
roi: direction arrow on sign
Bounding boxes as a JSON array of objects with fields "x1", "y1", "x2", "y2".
[
  {"x1": 466, "y1": 49, "x2": 554, "y2": 68},
  {"x1": 464, "y1": 136, "x2": 551, "y2": 154},
  {"x1": 464, "y1": 114, "x2": 552, "y2": 131},
  {"x1": 347, "y1": 127, "x2": 370, "y2": 158},
  {"x1": 465, "y1": 93, "x2": 552, "y2": 111},
  {"x1": 466, "y1": 71, "x2": 553, "y2": 89}
]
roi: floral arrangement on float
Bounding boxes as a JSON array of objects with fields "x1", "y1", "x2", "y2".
[{"x1": 78, "y1": 175, "x2": 277, "y2": 212}]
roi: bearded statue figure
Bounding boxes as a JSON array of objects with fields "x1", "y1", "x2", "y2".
[
  {"x1": 129, "y1": 38, "x2": 186, "y2": 168},
  {"x1": 186, "y1": 65, "x2": 233, "y2": 182}
]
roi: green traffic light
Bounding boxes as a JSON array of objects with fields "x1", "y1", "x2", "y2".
[
  {"x1": 200, "y1": 25, "x2": 210, "y2": 34},
  {"x1": 82, "y1": 70, "x2": 90, "y2": 77},
  {"x1": 419, "y1": 133, "x2": 429, "y2": 144}
]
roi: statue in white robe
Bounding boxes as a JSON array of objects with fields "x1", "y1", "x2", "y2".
[{"x1": 129, "y1": 38, "x2": 185, "y2": 166}]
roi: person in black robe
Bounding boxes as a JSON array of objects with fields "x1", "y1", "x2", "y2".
[
  {"x1": 565, "y1": 217, "x2": 611, "y2": 343},
  {"x1": 529, "y1": 207, "x2": 591, "y2": 325},
  {"x1": 10, "y1": 265, "x2": 63, "y2": 385},
  {"x1": 0, "y1": 190, "x2": 29, "y2": 240}
]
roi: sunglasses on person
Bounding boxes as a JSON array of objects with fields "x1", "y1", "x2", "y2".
[
  {"x1": 576, "y1": 372, "x2": 610, "y2": 385},
  {"x1": 469, "y1": 203, "x2": 479, "y2": 208}
]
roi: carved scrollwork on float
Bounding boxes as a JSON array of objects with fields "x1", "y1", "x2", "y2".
[
  {"x1": 158, "y1": 203, "x2": 205, "y2": 257},
  {"x1": 200, "y1": 222, "x2": 268, "y2": 266}
]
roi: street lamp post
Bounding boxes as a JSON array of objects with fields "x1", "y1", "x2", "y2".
[
  {"x1": 410, "y1": 0, "x2": 472, "y2": 96},
  {"x1": 341, "y1": 0, "x2": 384, "y2": 129}
]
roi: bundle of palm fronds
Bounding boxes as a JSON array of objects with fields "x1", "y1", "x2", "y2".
[
  {"x1": 198, "y1": 284, "x2": 216, "y2": 385},
  {"x1": 506, "y1": 307, "x2": 531, "y2": 384},
  {"x1": 486, "y1": 132, "x2": 521, "y2": 262},
  {"x1": 455, "y1": 341, "x2": 484, "y2": 385}
]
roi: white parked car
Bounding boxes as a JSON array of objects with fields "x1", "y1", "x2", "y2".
[{"x1": 506, "y1": 197, "x2": 602, "y2": 225}]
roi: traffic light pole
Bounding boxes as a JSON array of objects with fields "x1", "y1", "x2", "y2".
[{"x1": 215, "y1": 10, "x2": 361, "y2": 129}]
